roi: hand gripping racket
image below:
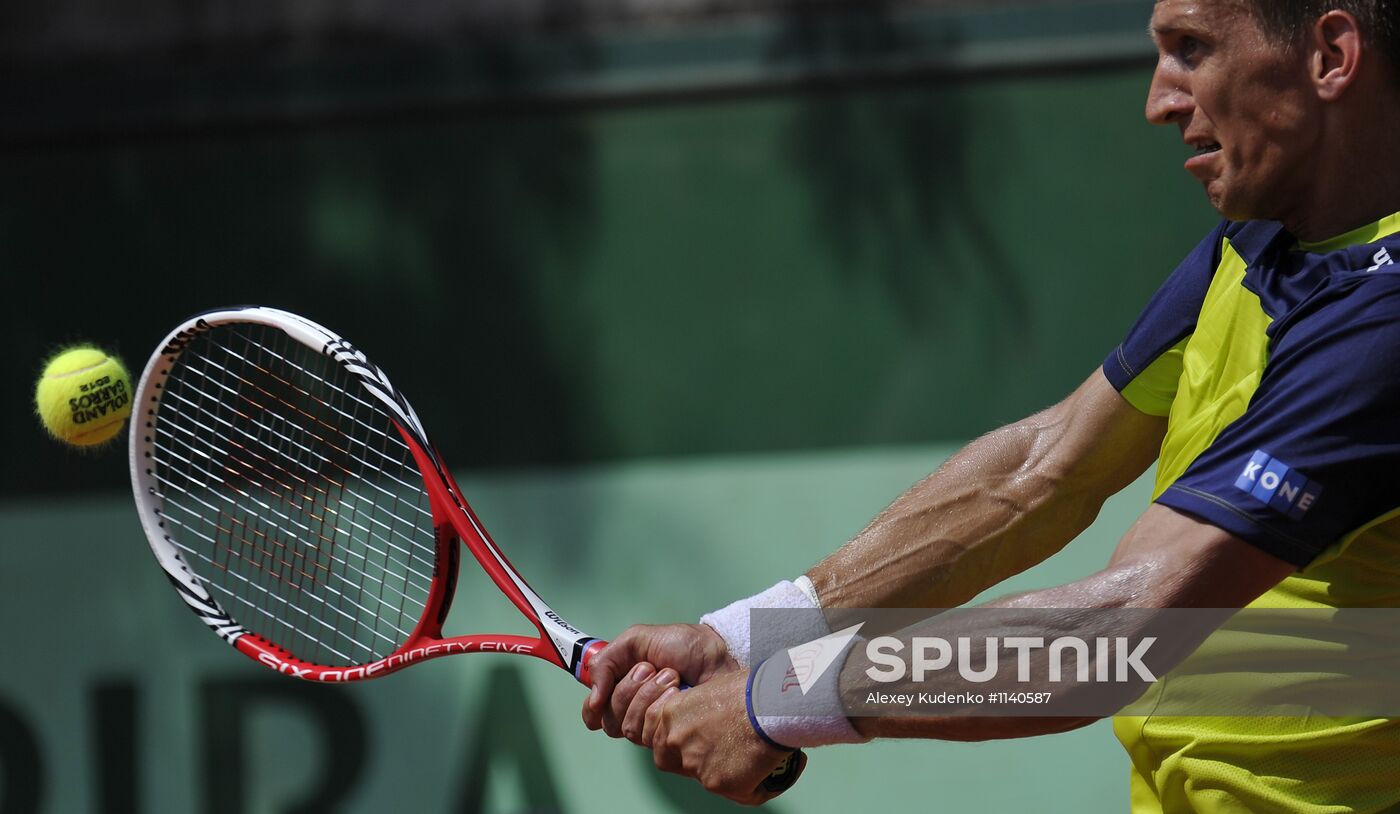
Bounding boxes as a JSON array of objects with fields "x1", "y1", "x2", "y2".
[{"x1": 129, "y1": 307, "x2": 804, "y2": 796}]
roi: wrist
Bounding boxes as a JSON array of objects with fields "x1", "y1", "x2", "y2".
[
  {"x1": 691, "y1": 622, "x2": 740, "y2": 675},
  {"x1": 745, "y1": 667, "x2": 798, "y2": 752},
  {"x1": 700, "y1": 577, "x2": 828, "y2": 668},
  {"x1": 744, "y1": 628, "x2": 869, "y2": 749}
]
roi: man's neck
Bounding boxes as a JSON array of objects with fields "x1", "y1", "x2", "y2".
[
  {"x1": 1283, "y1": 191, "x2": 1400, "y2": 245},
  {"x1": 1281, "y1": 91, "x2": 1400, "y2": 242}
]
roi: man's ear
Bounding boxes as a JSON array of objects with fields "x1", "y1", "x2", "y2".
[{"x1": 1311, "y1": 9, "x2": 1363, "y2": 101}]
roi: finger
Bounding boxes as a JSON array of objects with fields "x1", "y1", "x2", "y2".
[
  {"x1": 582, "y1": 657, "x2": 617, "y2": 731},
  {"x1": 652, "y1": 713, "x2": 682, "y2": 775},
  {"x1": 638, "y1": 683, "x2": 680, "y2": 745},
  {"x1": 584, "y1": 633, "x2": 647, "y2": 717},
  {"x1": 621, "y1": 667, "x2": 679, "y2": 743},
  {"x1": 607, "y1": 661, "x2": 657, "y2": 733},
  {"x1": 583, "y1": 661, "x2": 619, "y2": 731},
  {"x1": 603, "y1": 661, "x2": 655, "y2": 738}
]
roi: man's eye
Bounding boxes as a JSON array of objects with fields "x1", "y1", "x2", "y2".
[{"x1": 1179, "y1": 36, "x2": 1202, "y2": 62}]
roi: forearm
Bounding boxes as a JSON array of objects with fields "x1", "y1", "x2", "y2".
[
  {"x1": 811, "y1": 375, "x2": 1158, "y2": 609},
  {"x1": 842, "y1": 566, "x2": 1158, "y2": 742},
  {"x1": 837, "y1": 506, "x2": 1295, "y2": 742},
  {"x1": 811, "y1": 423, "x2": 1087, "y2": 609}
]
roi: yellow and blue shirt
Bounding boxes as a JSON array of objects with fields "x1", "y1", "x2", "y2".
[{"x1": 1102, "y1": 212, "x2": 1400, "y2": 812}]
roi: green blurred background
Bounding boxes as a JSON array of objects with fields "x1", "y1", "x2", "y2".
[{"x1": 1, "y1": 1, "x2": 1217, "y2": 811}]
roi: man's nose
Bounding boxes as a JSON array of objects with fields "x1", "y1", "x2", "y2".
[{"x1": 1146, "y1": 62, "x2": 1193, "y2": 125}]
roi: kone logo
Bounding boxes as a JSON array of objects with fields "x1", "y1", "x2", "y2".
[{"x1": 1234, "y1": 450, "x2": 1321, "y2": 519}]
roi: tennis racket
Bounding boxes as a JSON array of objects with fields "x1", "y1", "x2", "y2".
[{"x1": 128, "y1": 306, "x2": 804, "y2": 795}]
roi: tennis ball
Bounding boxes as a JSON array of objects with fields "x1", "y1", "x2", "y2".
[{"x1": 34, "y1": 346, "x2": 134, "y2": 447}]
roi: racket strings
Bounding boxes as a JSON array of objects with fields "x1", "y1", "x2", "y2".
[
  {"x1": 148, "y1": 323, "x2": 437, "y2": 667},
  {"x1": 158, "y1": 378, "x2": 433, "y2": 585},
  {"x1": 152, "y1": 413, "x2": 424, "y2": 614},
  {"x1": 151, "y1": 408, "x2": 405, "y2": 663},
  {"x1": 222, "y1": 324, "x2": 428, "y2": 650},
  {"x1": 169, "y1": 327, "x2": 426, "y2": 660},
  {"x1": 187, "y1": 344, "x2": 432, "y2": 521}
]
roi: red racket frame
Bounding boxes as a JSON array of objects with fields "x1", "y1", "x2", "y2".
[
  {"x1": 230, "y1": 419, "x2": 608, "y2": 686},
  {"x1": 130, "y1": 306, "x2": 802, "y2": 795},
  {"x1": 131, "y1": 307, "x2": 605, "y2": 686}
]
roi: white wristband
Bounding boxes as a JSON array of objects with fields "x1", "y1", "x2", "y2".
[
  {"x1": 794, "y1": 574, "x2": 822, "y2": 608},
  {"x1": 747, "y1": 629, "x2": 868, "y2": 748},
  {"x1": 700, "y1": 579, "x2": 826, "y2": 668}
]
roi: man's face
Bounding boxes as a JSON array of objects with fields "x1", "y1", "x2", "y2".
[{"x1": 1146, "y1": 0, "x2": 1320, "y2": 221}]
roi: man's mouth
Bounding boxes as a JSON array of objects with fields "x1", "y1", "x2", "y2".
[{"x1": 1184, "y1": 139, "x2": 1222, "y2": 174}]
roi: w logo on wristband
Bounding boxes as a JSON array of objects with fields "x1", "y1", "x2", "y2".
[{"x1": 786, "y1": 624, "x2": 865, "y2": 694}]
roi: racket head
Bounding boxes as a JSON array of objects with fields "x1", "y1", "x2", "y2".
[{"x1": 129, "y1": 307, "x2": 591, "y2": 681}]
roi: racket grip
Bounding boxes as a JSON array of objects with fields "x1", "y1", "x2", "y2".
[
  {"x1": 760, "y1": 748, "x2": 807, "y2": 795},
  {"x1": 577, "y1": 642, "x2": 806, "y2": 797}
]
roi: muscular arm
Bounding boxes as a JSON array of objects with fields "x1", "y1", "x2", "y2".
[
  {"x1": 586, "y1": 369, "x2": 1166, "y2": 738},
  {"x1": 812, "y1": 369, "x2": 1165, "y2": 610},
  {"x1": 845, "y1": 504, "x2": 1297, "y2": 741},
  {"x1": 616, "y1": 372, "x2": 1299, "y2": 803},
  {"x1": 638, "y1": 505, "x2": 1299, "y2": 806}
]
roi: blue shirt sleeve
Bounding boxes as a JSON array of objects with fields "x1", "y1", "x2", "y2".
[
  {"x1": 1103, "y1": 220, "x2": 1229, "y2": 396},
  {"x1": 1156, "y1": 272, "x2": 1400, "y2": 566}
]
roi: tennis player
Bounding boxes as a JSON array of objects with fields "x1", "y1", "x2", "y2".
[{"x1": 584, "y1": 1, "x2": 1400, "y2": 809}]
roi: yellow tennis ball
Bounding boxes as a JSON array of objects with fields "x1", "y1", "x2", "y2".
[{"x1": 34, "y1": 346, "x2": 134, "y2": 447}]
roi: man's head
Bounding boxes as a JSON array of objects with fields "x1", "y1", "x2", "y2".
[{"x1": 1146, "y1": 0, "x2": 1398, "y2": 230}]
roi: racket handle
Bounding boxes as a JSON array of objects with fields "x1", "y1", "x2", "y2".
[
  {"x1": 576, "y1": 641, "x2": 806, "y2": 797},
  {"x1": 759, "y1": 747, "x2": 807, "y2": 795}
]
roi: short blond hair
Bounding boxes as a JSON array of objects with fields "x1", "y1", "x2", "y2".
[{"x1": 1245, "y1": 1, "x2": 1400, "y2": 85}]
